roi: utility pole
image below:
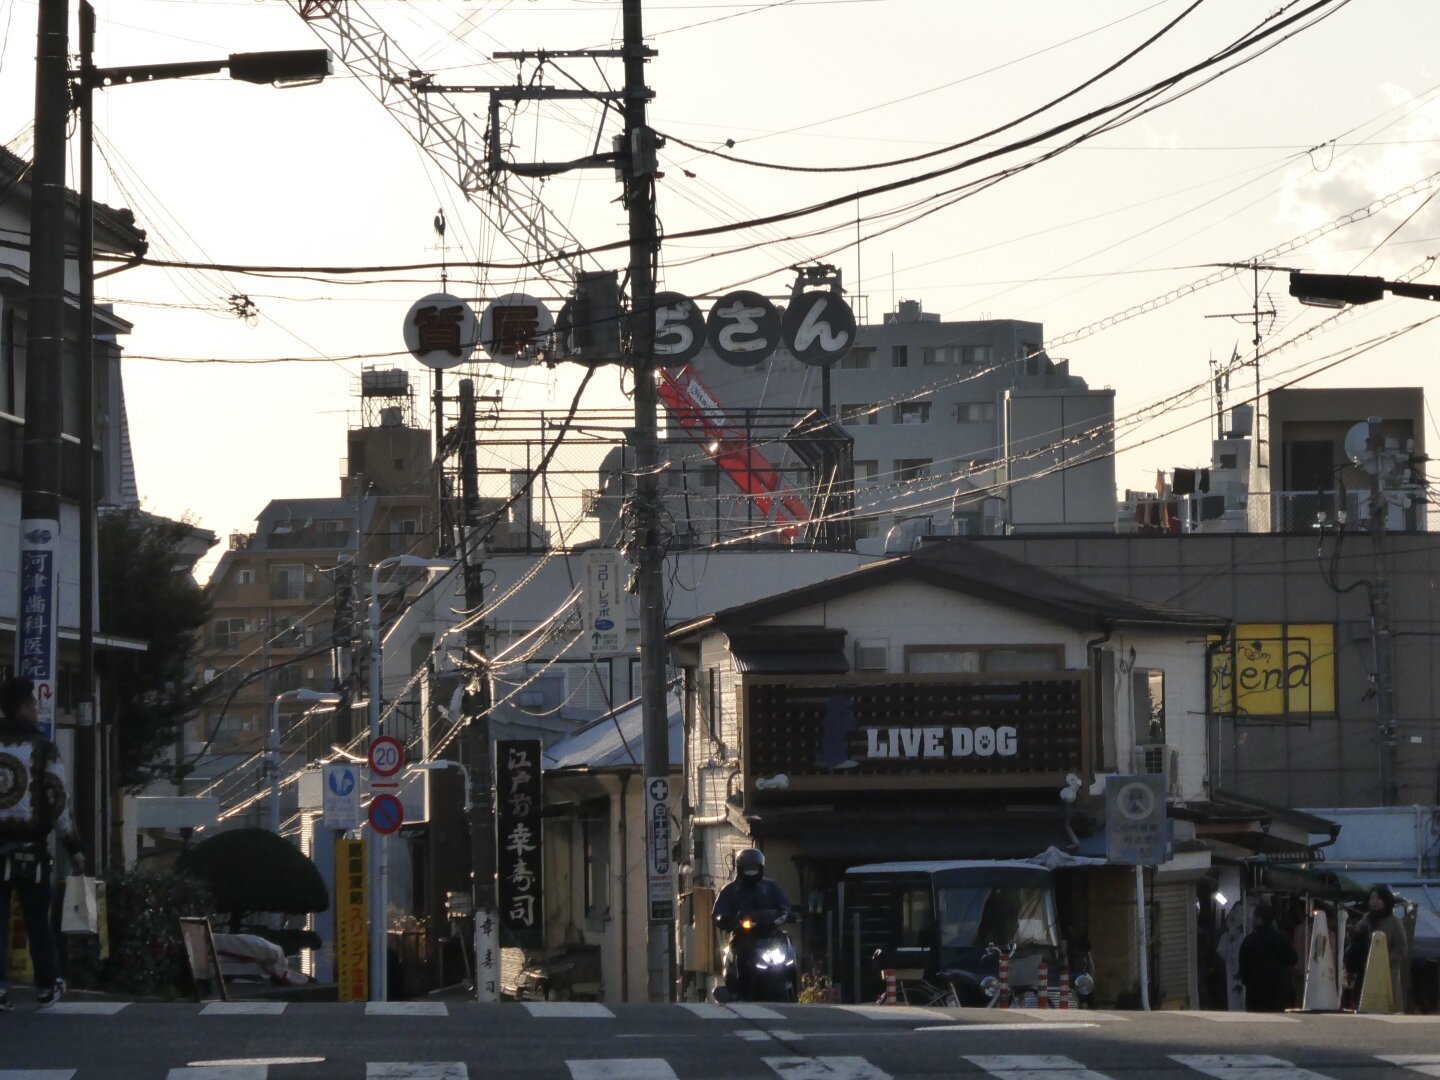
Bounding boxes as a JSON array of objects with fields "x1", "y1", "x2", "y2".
[
  {"x1": 16, "y1": 0, "x2": 68, "y2": 746},
  {"x1": 457, "y1": 377, "x2": 498, "y2": 1002},
  {"x1": 620, "y1": 0, "x2": 674, "y2": 1003},
  {"x1": 1365, "y1": 417, "x2": 1399, "y2": 806}
]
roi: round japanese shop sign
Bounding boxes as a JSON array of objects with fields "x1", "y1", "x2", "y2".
[
  {"x1": 651, "y1": 291, "x2": 707, "y2": 368},
  {"x1": 403, "y1": 292, "x2": 478, "y2": 370},
  {"x1": 368, "y1": 793, "x2": 404, "y2": 835},
  {"x1": 782, "y1": 290, "x2": 856, "y2": 366},
  {"x1": 367, "y1": 735, "x2": 404, "y2": 779},
  {"x1": 707, "y1": 289, "x2": 782, "y2": 367},
  {"x1": 479, "y1": 292, "x2": 554, "y2": 368}
]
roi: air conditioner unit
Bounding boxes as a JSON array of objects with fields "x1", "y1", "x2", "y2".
[{"x1": 1132, "y1": 743, "x2": 1181, "y2": 797}]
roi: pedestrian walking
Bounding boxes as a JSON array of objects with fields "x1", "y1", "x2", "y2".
[
  {"x1": 1357, "y1": 886, "x2": 1408, "y2": 1013},
  {"x1": 0, "y1": 676, "x2": 85, "y2": 1011},
  {"x1": 1238, "y1": 903, "x2": 1298, "y2": 1012}
]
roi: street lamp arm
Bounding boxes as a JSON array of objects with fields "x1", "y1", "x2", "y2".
[
  {"x1": 88, "y1": 59, "x2": 227, "y2": 87},
  {"x1": 1387, "y1": 280, "x2": 1440, "y2": 303},
  {"x1": 85, "y1": 49, "x2": 331, "y2": 89}
]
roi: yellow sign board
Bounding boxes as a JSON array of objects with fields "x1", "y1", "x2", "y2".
[
  {"x1": 1209, "y1": 623, "x2": 1336, "y2": 717},
  {"x1": 335, "y1": 837, "x2": 368, "y2": 1002}
]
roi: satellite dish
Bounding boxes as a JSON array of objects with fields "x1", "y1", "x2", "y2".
[{"x1": 1343, "y1": 419, "x2": 1379, "y2": 473}]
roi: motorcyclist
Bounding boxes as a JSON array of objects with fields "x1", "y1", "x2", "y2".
[
  {"x1": 713, "y1": 849, "x2": 795, "y2": 998},
  {"x1": 713, "y1": 849, "x2": 792, "y2": 931}
]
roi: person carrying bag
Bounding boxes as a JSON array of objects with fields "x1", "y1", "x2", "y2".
[{"x1": 0, "y1": 677, "x2": 86, "y2": 1011}]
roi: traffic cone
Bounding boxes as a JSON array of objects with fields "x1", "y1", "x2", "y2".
[
  {"x1": 1357, "y1": 932, "x2": 1395, "y2": 1014},
  {"x1": 1037, "y1": 959, "x2": 1051, "y2": 1009},
  {"x1": 1058, "y1": 966, "x2": 1072, "y2": 1009},
  {"x1": 1301, "y1": 910, "x2": 1340, "y2": 1012}
]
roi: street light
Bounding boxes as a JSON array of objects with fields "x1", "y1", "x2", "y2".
[
  {"x1": 59, "y1": 0, "x2": 331, "y2": 864},
  {"x1": 1288, "y1": 271, "x2": 1440, "y2": 308},
  {"x1": 268, "y1": 689, "x2": 342, "y2": 835},
  {"x1": 366, "y1": 554, "x2": 453, "y2": 1002}
]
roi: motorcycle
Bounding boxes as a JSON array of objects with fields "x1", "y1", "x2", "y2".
[{"x1": 719, "y1": 907, "x2": 799, "y2": 1002}]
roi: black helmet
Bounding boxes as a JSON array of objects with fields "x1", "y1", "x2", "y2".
[{"x1": 737, "y1": 848, "x2": 765, "y2": 883}]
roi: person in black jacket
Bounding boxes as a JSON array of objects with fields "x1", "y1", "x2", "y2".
[
  {"x1": 0, "y1": 676, "x2": 85, "y2": 1011},
  {"x1": 1238, "y1": 903, "x2": 1298, "y2": 1012}
]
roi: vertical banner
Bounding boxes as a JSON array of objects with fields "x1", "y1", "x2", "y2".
[
  {"x1": 17, "y1": 519, "x2": 59, "y2": 737},
  {"x1": 581, "y1": 550, "x2": 626, "y2": 658},
  {"x1": 335, "y1": 836, "x2": 367, "y2": 1002},
  {"x1": 646, "y1": 776, "x2": 674, "y2": 921},
  {"x1": 495, "y1": 739, "x2": 543, "y2": 949}
]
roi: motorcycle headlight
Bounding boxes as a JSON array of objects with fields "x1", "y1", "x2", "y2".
[
  {"x1": 980, "y1": 975, "x2": 999, "y2": 998},
  {"x1": 760, "y1": 948, "x2": 787, "y2": 967},
  {"x1": 1073, "y1": 973, "x2": 1095, "y2": 996}
]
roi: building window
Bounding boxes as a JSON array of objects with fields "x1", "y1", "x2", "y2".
[
  {"x1": 897, "y1": 885, "x2": 933, "y2": 949},
  {"x1": 270, "y1": 564, "x2": 307, "y2": 601},
  {"x1": 852, "y1": 515, "x2": 880, "y2": 540},
  {"x1": 211, "y1": 618, "x2": 247, "y2": 649},
  {"x1": 894, "y1": 401, "x2": 931, "y2": 425},
  {"x1": 583, "y1": 812, "x2": 611, "y2": 927},
  {"x1": 840, "y1": 403, "x2": 876, "y2": 426},
  {"x1": 1219, "y1": 453, "x2": 1238, "y2": 470},
  {"x1": 957, "y1": 402, "x2": 996, "y2": 424},
  {"x1": 840, "y1": 347, "x2": 873, "y2": 369},
  {"x1": 705, "y1": 668, "x2": 720, "y2": 741},
  {"x1": 1133, "y1": 668, "x2": 1166, "y2": 743},
  {"x1": 237, "y1": 569, "x2": 254, "y2": 586},
  {"x1": 961, "y1": 344, "x2": 993, "y2": 366},
  {"x1": 904, "y1": 644, "x2": 1063, "y2": 674},
  {"x1": 921, "y1": 346, "x2": 948, "y2": 366},
  {"x1": 890, "y1": 345, "x2": 909, "y2": 368},
  {"x1": 853, "y1": 460, "x2": 878, "y2": 484},
  {"x1": 854, "y1": 640, "x2": 888, "y2": 672},
  {"x1": 895, "y1": 458, "x2": 931, "y2": 482}
]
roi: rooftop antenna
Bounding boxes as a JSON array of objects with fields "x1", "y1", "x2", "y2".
[{"x1": 1205, "y1": 261, "x2": 1288, "y2": 467}]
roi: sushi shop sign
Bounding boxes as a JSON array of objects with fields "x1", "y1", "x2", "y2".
[{"x1": 742, "y1": 673, "x2": 1089, "y2": 798}]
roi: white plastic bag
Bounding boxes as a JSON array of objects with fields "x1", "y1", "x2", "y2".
[{"x1": 61, "y1": 875, "x2": 98, "y2": 934}]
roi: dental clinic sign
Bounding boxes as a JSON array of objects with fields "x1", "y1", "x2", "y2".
[{"x1": 744, "y1": 673, "x2": 1088, "y2": 798}]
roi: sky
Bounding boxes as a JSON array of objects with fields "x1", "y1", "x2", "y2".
[{"x1": 2, "y1": 0, "x2": 1439, "y2": 581}]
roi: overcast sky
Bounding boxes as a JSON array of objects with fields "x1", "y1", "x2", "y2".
[{"x1": 2, "y1": 0, "x2": 1438, "y2": 574}]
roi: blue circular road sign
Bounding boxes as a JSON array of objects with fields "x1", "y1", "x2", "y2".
[{"x1": 369, "y1": 792, "x2": 404, "y2": 835}]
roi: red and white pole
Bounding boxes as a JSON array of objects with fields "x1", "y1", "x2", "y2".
[
  {"x1": 882, "y1": 969, "x2": 897, "y2": 1005},
  {"x1": 998, "y1": 950, "x2": 1010, "y2": 1008},
  {"x1": 1037, "y1": 959, "x2": 1051, "y2": 1009},
  {"x1": 1058, "y1": 966, "x2": 1072, "y2": 1010}
]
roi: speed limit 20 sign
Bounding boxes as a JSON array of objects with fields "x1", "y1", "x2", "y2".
[{"x1": 367, "y1": 735, "x2": 404, "y2": 779}]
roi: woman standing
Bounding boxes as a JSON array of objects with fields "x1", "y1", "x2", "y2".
[{"x1": 1358, "y1": 887, "x2": 1408, "y2": 1012}]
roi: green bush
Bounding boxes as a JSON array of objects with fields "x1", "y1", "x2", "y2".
[{"x1": 68, "y1": 868, "x2": 214, "y2": 998}]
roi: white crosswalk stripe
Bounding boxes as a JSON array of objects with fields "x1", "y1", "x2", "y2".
[
  {"x1": 367, "y1": 1065, "x2": 468, "y2": 1079},
  {"x1": 567, "y1": 1060, "x2": 677, "y2": 1080},
  {"x1": 0, "y1": 1071, "x2": 77, "y2": 1080},
  {"x1": 364, "y1": 1002, "x2": 448, "y2": 1017},
  {"x1": 200, "y1": 1002, "x2": 287, "y2": 1016},
  {"x1": 678, "y1": 1002, "x2": 784, "y2": 1020},
  {"x1": 1171, "y1": 1054, "x2": 1335, "y2": 1078},
  {"x1": 834, "y1": 1005, "x2": 944, "y2": 1021},
  {"x1": 1379, "y1": 1056, "x2": 1440, "y2": 1077},
  {"x1": 524, "y1": 1002, "x2": 615, "y2": 1018},
  {"x1": 166, "y1": 1068, "x2": 268, "y2": 1080},
  {"x1": 966, "y1": 1054, "x2": 1113, "y2": 1079},
  {"x1": 38, "y1": 1002, "x2": 129, "y2": 1015},
  {"x1": 764, "y1": 1056, "x2": 892, "y2": 1080},
  {"x1": 1187, "y1": 1012, "x2": 1300, "y2": 1023}
]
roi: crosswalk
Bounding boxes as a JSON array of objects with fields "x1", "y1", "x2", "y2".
[{"x1": 6, "y1": 1052, "x2": 1440, "y2": 1079}]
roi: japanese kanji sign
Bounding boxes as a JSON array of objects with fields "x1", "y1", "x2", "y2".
[
  {"x1": 18, "y1": 519, "x2": 58, "y2": 738},
  {"x1": 335, "y1": 837, "x2": 367, "y2": 1002},
  {"x1": 403, "y1": 292, "x2": 477, "y2": 370},
  {"x1": 582, "y1": 550, "x2": 626, "y2": 658},
  {"x1": 495, "y1": 739, "x2": 544, "y2": 949},
  {"x1": 1104, "y1": 773, "x2": 1168, "y2": 866}
]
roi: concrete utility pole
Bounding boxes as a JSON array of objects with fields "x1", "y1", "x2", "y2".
[
  {"x1": 619, "y1": 0, "x2": 674, "y2": 1002},
  {"x1": 1365, "y1": 418, "x2": 1399, "y2": 806},
  {"x1": 16, "y1": 0, "x2": 69, "y2": 743},
  {"x1": 457, "y1": 377, "x2": 499, "y2": 1002}
]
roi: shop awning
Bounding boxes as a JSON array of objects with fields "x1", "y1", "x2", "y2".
[
  {"x1": 727, "y1": 626, "x2": 849, "y2": 675},
  {"x1": 1253, "y1": 863, "x2": 1370, "y2": 901}
]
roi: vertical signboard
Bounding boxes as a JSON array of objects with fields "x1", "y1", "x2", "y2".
[
  {"x1": 17, "y1": 520, "x2": 59, "y2": 737},
  {"x1": 495, "y1": 739, "x2": 544, "y2": 949},
  {"x1": 335, "y1": 836, "x2": 367, "y2": 1002},
  {"x1": 582, "y1": 550, "x2": 626, "y2": 658},
  {"x1": 322, "y1": 763, "x2": 361, "y2": 830},
  {"x1": 646, "y1": 776, "x2": 674, "y2": 921},
  {"x1": 1104, "y1": 773, "x2": 1168, "y2": 865}
]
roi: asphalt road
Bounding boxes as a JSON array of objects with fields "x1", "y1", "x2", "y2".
[{"x1": 1, "y1": 1001, "x2": 1438, "y2": 1079}]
